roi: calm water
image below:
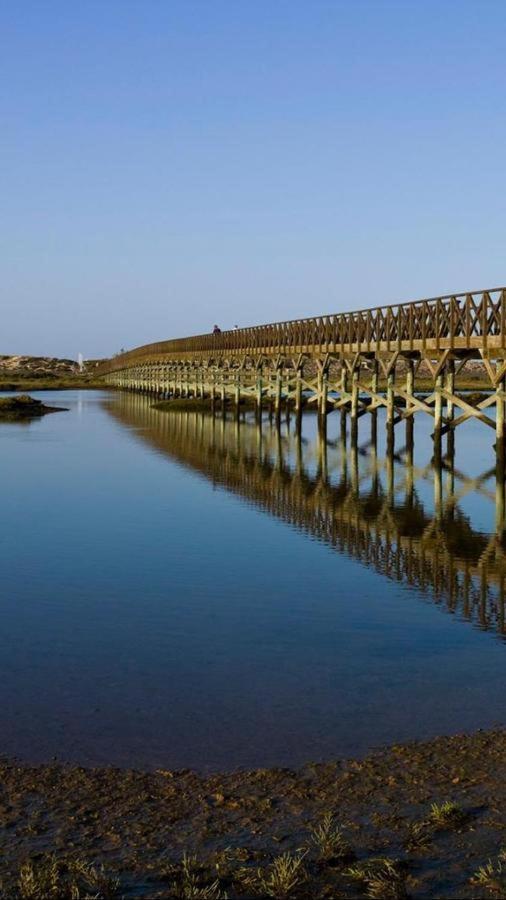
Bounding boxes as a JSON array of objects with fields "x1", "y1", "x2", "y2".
[{"x1": 1, "y1": 389, "x2": 506, "y2": 771}]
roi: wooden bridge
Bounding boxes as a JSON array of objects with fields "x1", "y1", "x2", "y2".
[
  {"x1": 106, "y1": 392, "x2": 506, "y2": 640},
  {"x1": 100, "y1": 286, "x2": 506, "y2": 457}
]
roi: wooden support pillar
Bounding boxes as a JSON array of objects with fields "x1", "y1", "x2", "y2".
[
  {"x1": 496, "y1": 376, "x2": 505, "y2": 465},
  {"x1": 275, "y1": 366, "x2": 282, "y2": 421},
  {"x1": 433, "y1": 372, "x2": 443, "y2": 463},
  {"x1": 320, "y1": 366, "x2": 328, "y2": 421},
  {"x1": 319, "y1": 365, "x2": 328, "y2": 439},
  {"x1": 340, "y1": 365, "x2": 348, "y2": 440},
  {"x1": 220, "y1": 368, "x2": 226, "y2": 414},
  {"x1": 496, "y1": 376, "x2": 506, "y2": 539},
  {"x1": 256, "y1": 365, "x2": 263, "y2": 420},
  {"x1": 351, "y1": 365, "x2": 359, "y2": 444},
  {"x1": 445, "y1": 360, "x2": 455, "y2": 460},
  {"x1": 234, "y1": 369, "x2": 241, "y2": 419},
  {"x1": 405, "y1": 359, "x2": 414, "y2": 459},
  {"x1": 386, "y1": 366, "x2": 395, "y2": 455},
  {"x1": 370, "y1": 360, "x2": 378, "y2": 446},
  {"x1": 295, "y1": 365, "x2": 303, "y2": 433}
]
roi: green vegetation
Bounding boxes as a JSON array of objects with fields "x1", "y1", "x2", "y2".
[
  {"x1": 0, "y1": 376, "x2": 104, "y2": 392},
  {"x1": 428, "y1": 800, "x2": 467, "y2": 830},
  {"x1": 167, "y1": 853, "x2": 224, "y2": 899},
  {"x1": 407, "y1": 799, "x2": 468, "y2": 849},
  {"x1": 471, "y1": 849, "x2": 506, "y2": 895},
  {"x1": 247, "y1": 852, "x2": 308, "y2": 898},
  {"x1": 344, "y1": 857, "x2": 409, "y2": 899},
  {"x1": 15, "y1": 855, "x2": 119, "y2": 899},
  {"x1": 309, "y1": 812, "x2": 353, "y2": 863}
]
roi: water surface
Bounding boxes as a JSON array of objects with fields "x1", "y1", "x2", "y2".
[{"x1": 1, "y1": 389, "x2": 505, "y2": 771}]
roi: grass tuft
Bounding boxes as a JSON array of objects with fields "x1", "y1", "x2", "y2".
[
  {"x1": 428, "y1": 800, "x2": 467, "y2": 829},
  {"x1": 471, "y1": 849, "x2": 506, "y2": 895},
  {"x1": 168, "y1": 852, "x2": 225, "y2": 899},
  {"x1": 309, "y1": 812, "x2": 353, "y2": 863},
  {"x1": 345, "y1": 857, "x2": 409, "y2": 899},
  {"x1": 16, "y1": 855, "x2": 120, "y2": 899},
  {"x1": 240, "y1": 851, "x2": 307, "y2": 898}
]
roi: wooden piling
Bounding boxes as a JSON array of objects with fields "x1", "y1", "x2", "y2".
[
  {"x1": 433, "y1": 372, "x2": 443, "y2": 462},
  {"x1": 445, "y1": 359, "x2": 455, "y2": 459},
  {"x1": 386, "y1": 367, "x2": 395, "y2": 454},
  {"x1": 351, "y1": 365, "x2": 359, "y2": 443}
]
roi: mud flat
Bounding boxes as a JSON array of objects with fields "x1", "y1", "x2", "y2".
[{"x1": 2, "y1": 729, "x2": 506, "y2": 897}]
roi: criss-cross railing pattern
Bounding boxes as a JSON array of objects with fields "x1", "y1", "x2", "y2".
[{"x1": 101, "y1": 287, "x2": 506, "y2": 371}]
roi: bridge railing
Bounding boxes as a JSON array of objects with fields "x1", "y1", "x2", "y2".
[{"x1": 100, "y1": 287, "x2": 506, "y2": 371}]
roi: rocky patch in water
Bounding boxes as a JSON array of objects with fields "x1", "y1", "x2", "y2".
[
  {"x1": 0, "y1": 395, "x2": 68, "y2": 420},
  {"x1": 1, "y1": 729, "x2": 506, "y2": 897}
]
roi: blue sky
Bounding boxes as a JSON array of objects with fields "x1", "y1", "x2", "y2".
[{"x1": 1, "y1": 1, "x2": 505, "y2": 358}]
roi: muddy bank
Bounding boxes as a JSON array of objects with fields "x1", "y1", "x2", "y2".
[
  {"x1": 0, "y1": 395, "x2": 68, "y2": 420},
  {"x1": 2, "y1": 729, "x2": 506, "y2": 898}
]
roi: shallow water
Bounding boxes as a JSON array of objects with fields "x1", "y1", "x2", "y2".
[{"x1": 1, "y1": 389, "x2": 505, "y2": 771}]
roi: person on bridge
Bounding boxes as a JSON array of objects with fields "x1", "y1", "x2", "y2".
[{"x1": 213, "y1": 324, "x2": 221, "y2": 334}]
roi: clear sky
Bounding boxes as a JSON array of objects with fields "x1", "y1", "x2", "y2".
[{"x1": 1, "y1": 1, "x2": 505, "y2": 359}]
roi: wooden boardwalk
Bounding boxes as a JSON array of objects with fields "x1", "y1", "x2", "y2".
[{"x1": 100, "y1": 286, "x2": 506, "y2": 456}]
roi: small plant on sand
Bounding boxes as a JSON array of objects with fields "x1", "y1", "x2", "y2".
[
  {"x1": 17, "y1": 856, "x2": 60, "y2": 899},
  {"x1": 407, "y1": 799, "x2": 468, "y2": 848},
  {"x1": 345, "y1": 857, "x2": 409, "y2": 900},
  {"x1": 241, "y1": 851, "x2": 307, "y2": 898},
  {"x1": 406, "y1": 819, "x2": 431, "y2": 849},
  {"x1": 16, "y1": 855, "x2": 120, "y2": 899},
  {"x1": 309, "y1": 812, "x2": 353, "y2": 863},
  {"x1": 471, "y1": 849, "x2": 506, "y2": 895},
  {"x1": 428, "y1": 800, "x2": 467, "y2": 829},
  {"x1": 169, "y1": 853, "x2": 224, "y2": 899}
]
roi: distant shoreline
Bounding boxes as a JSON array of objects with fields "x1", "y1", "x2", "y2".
[{"x1": 0, "y1": 378, "x2": 104, "y2": 391}]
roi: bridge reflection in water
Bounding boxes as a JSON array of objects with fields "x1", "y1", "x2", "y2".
[{"x1": 106, "y1": 392, "x2": 506, "y2": 640}]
